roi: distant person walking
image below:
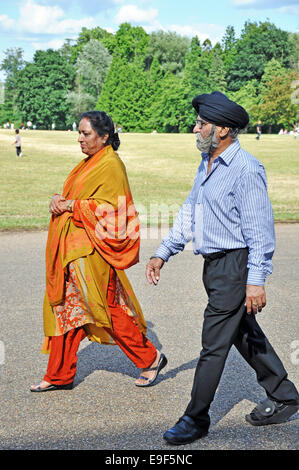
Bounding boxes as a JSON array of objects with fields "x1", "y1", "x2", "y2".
[
  {"x1": 256, "y1": 120, "x2": 262, "y2": 140},
  {"x1": 12, "y1": 129, "x2": 22, "y2": 157}
]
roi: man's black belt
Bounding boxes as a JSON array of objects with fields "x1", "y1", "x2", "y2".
[{"x1": 202, "y1": 248, "x2": 245, "y2": 262}]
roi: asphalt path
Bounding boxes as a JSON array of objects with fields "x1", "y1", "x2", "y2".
[{"x1": 0, "y1": 224, "x2": 298, "y2": 451}]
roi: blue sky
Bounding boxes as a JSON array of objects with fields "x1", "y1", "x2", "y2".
[{"x1": 0, "y1": 0, "x2": 298, "y2": 78}]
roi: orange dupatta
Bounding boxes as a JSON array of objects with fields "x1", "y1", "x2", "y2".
[{"x1": 45, "y1": 145, "x2": 140, "y2": 307}]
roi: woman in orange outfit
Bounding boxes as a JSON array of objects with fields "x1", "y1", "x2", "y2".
[{"x1": 30, "y1": 111, "x2": 167, "y2": 392}]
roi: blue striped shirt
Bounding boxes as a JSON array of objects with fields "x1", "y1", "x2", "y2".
[{"x1": 154, "y1": 140, "x2": 275, "y2": 285}]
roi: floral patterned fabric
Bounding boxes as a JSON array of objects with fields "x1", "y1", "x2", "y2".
[{"x1": 53, "y1": 262, "x2": 94, "y2": 335}]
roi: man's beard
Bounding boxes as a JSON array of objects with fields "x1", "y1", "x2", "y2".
[{"x1": 196, "y1": 126, "x2": 220, "y2": 154}]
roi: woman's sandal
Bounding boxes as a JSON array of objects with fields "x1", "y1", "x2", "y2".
[
  {"x1": 30, "y1": 382, "x2": 73, "y2": 392},
  {"x1": 135, "y1": 353, "x2": 168, "y2": 388},
  {"x1": 245, "y1": 398, "x2": 299, "y2": 426}
]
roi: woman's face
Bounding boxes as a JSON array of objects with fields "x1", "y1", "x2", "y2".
[{"x1": 78, "y1": 118, "x2": 108, "y2": 156}]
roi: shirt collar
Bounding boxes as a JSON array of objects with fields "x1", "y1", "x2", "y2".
[{"x1": 201, "y1": 139, "x2": 240, "y2": 166}]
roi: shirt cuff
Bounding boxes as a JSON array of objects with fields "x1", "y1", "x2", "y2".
[
  {"x1": 247, "y1": 269, "x2": 266, "y2": 286},
  {"x1": 153, "y1": 244, "x2": 173, "y2": 262}
]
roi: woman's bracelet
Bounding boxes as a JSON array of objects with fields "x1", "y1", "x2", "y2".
[{"x1": 66, "y1": 200, "x2": 74, "y2": 212}]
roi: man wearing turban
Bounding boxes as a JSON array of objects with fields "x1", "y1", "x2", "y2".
[{"x1": 146, "y1": 91, "x2": 299, "y2": 445}]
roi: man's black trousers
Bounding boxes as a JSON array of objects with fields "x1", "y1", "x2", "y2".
[{"x1": 184, "y1": 248, "x2": 299, "y2": 430}]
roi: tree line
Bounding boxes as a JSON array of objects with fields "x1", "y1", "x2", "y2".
[{"x1": 0, "y1": 20, "x2": 298, "y2": 133}]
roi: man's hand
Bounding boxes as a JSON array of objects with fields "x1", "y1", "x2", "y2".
[
  {"x1": 146, "y1": 257, "x2": 164, "y2": 285},
  {"x1": 245, "y1": 285, "x2": 266, "y2": 314}
]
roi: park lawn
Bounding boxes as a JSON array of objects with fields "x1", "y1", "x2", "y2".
[{"x1": 0, "y1": 129, "x2": 298, "y2": 230}]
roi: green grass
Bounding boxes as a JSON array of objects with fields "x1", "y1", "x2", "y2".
[{"x1": 0, "y1": 129, "x2": 299, "y2": 230}]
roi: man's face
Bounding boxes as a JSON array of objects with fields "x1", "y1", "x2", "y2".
[
  {"x1": 193, "y1": 115, "x2": 212, "y2": 138},
  {"x1": 193, "y1": 115, "x2": 220, "y2": 154}
]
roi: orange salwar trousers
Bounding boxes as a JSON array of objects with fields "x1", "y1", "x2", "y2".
[{"x1": 44, "y1": 269, "x2": 156, "y2": 385}]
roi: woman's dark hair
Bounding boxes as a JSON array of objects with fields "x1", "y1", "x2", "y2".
[{"x1": 80, "y1": 111, "x2": 120, "y2": 150}]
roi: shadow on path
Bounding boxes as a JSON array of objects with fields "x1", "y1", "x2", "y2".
[
  {"x1": 74, "y1": 321, "x2": 292, "y2": 428},
  {"x1": 75, "y1": 321, "x2": 164, "y2": 384}
]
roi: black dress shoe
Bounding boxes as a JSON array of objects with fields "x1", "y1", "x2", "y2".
[{"x1": 163, "y1": 415, "x2": 208, "y2": 445}]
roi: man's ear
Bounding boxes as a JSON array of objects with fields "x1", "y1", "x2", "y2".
[{"x1": 218, "y1": 126, "x2": 230, "y2": 139}]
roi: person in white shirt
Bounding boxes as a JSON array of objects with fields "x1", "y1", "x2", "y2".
[{"x1": 12, "y1": 129, "x2": 22, "y2": 157}]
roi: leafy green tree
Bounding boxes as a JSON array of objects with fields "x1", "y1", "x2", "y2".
[
  {"x1": 257, "y1": 69, "x2": 298, "y2": 129},
  {"x1": 183, "y1": 36, "x2": 202, "y2": 89},
  {"x1": 221, "y1": 25, "x2": 238, "y2": 73},
  {"x1": 259, "y1": 58, "x2": 286, "y2": 95},
  {"x1": 114, "y1": 23, "x2": 150, "y2": 64},
  {"x1": 1, "y1": 47, "x2": 24, "y2": 79},
  {"x1": 148, "y1": 56, "x2": 163, "y2": 90},
  {"x1": 59, "y1": 39, "x2": 77, "y2": 65},
  {"x1": 222, "y1": 26, "x2": 237, "y2": 53},
  {"x1": 288, "y1": 32, "x2": 299, "y2": 70},
  {"x1": 145, "y1": 30, "x2": 190, "y2": 75},
  {"x1": 7, "y1": 20, "x2": 295, "y2": 134},
  {"x1": 228, "y1": 79, "x2": 260, "y2": 124},
  {"x1": 96, "y1": 24, "x2": 152, "y2": 131},
  {"x1": 180, "y1": 37, "x2": 202, "y2": 130},
  {"x1": 76, "y1": 39, "x2": 111, "y2": 100},
  {"x1": 17, "y1": 49, "x2": 74, "y2": 129},
  {"x1": 149, "y1": 72, "x2": 190, "y2": 133},
  {"x1": 97, "y1": 58, "x2": 151, "y2": 132},
  {"x1": 0, "y1": 47, "x2": 24, "y2": 124},
  {"x1": 71, "y1": 26, "x2": 116, "y2": 63},
  {"x1": 95, "y1": 55, "x2": 123, "y2": 119},
  {"x1": 183, "y1": 36, "x2": 212, "y2": 94},
  {"x1": 227, "y1": 21, "x2": 293, "y2": 91},
  {"x1": 180, "y1": 35, "x2": 215, "y2": 130},
  {"x1": 202, "y1": 38, "x2": 212, "y2": 52},
  {"x1": 65, "y1": 90, "x2": 95, "y2": 124},
  {"x1": 209, "y1": 45, "x2": 227, "y2": 93},
  {"x1": 147, "y1": 56, "x2": 163, "y2": 118}
]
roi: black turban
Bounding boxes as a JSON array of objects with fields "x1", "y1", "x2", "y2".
[{"x1": 192, "y1": 91, "x2": 249, "y2": 129}]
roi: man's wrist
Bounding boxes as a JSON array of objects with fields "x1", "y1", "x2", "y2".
[{"x1": 153, "y1": 245, "x2": 172, "y2": 262}]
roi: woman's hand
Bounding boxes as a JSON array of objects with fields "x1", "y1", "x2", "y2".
[{"x1": 49, "y1": 195, "x2": 73, "y2": 216}]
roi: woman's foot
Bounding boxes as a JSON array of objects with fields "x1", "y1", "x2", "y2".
[
  {"x1": 135, "y1": 351, "x2": 167, "y2": 387},
  {"x1": 30, "y1": 380, "x2": 52, "y2": 391},
  {"x1": 30, "y1": 380, "x2": 73, "y2": 392}
]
